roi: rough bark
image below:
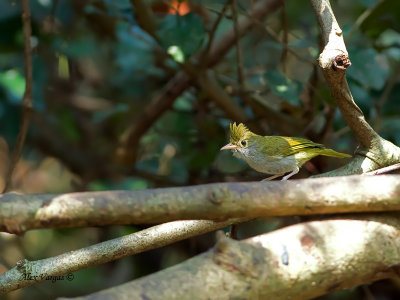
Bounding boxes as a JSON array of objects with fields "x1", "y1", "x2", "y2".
[
  {"x1": 0, "y1": 218, "x2": 249, "y2": 294},
  {"x1": 310, "y1": 0, "x2": 400, "y2": 177},
  {"x1": 60, "y1": 216, "x2": 400, "y2": 300},
  {"x1": 2, "y1": 175, "x2": 400, "y2": 234}
]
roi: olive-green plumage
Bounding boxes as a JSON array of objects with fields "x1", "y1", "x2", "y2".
[{"x1": 221, "y1": 123, "x2": 351, "y2": 180}]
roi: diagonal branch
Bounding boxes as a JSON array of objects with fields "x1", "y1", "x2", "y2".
[
  {"x1": 201, "y1": 0, "x2": 232, "y2": 66},
  {"x1": 309, "y1": 0, "x2": 400, "y2": 176},
  {"x1": 231, "y1": 0, "x2": 245, "y2": 87},
  {"x1": 129, "y1": 0, "x2": 157, "y2": 39},
  {"x1": 61, "y1": 216, "x2": 400, "y2": 300},
  {"x1": 118, "y1": 0, "x2": 284, "y2": 165},
  {"x1": 2, "y1": 175, "x2": 400, "y2": 234},
  {"x1": 0, "y1": 218, "x2": 249, "y2": 294},
  {"x1": 310, "y1": 0, "x2": 377, "y2": 148}
]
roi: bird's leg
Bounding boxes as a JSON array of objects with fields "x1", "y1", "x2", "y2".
[
  {"x1": 262, "y1": 174, "x2": 284, "y2": 181},
  {"x1": 281, "y1": 166, "x2": 300, "y2": 181}
]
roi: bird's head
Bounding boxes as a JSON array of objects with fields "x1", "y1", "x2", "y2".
[{"x1": 220, "y1": 122, "x2": 254, "y2": 153}]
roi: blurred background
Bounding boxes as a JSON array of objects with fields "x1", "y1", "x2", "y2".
[{"x1": 1, "y1": 0, "x2": 400, "y2": 298}]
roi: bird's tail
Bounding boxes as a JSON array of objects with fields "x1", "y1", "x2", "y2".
[{"x1": 317, "y1": 148, "x2": 351, "y2": 158}]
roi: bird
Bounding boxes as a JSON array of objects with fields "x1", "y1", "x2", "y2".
[{"x1": 220, "y1": 122, "x2": 351, "y2": 180}]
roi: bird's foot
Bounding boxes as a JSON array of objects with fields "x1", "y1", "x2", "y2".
[{"x1": 261, "y1": 174, "x2": 284, "y2": 181}]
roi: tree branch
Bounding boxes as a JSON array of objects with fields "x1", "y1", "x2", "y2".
[
  {"x1": 118, "y1": 0, "x2": 283, "y2": 165},
  {"x1": 196, "y1": 70, "x2": 248, "y2": 122},
  {"x1": 2, "y1": 175, "x2": 400, "y2": 234},
  {"x1": 231, "y1": 0, "x2": 245, "y2": 87},
  {"x1": 129, "y1": 0, "x2": 157, "y2": 39},
  {"x1": 310, "y1": 0, "x2": 400, "y2": 176},
  {"x1": 310, "y1": 0, "x2": 376, "y2": 147},
  {"x1": 365, "y1": 163, "x2": 400, "y2": 176},
  {"x1": 3, "y1": 0, "x2": 34, "y2": 193},
  {"x1": 61, "y1": 216, "x2": 400, "y2": 300},
  {"x1": 201, "y1": 0, "x2": 232, "y2": 66},
  {"x1": 0, "y1": 218, "x2": 248, "y2": 294}
]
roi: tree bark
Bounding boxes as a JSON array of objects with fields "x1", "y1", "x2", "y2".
[
  {"x1": 310, "y1": 0, "x2": 400, "y2": 177},
  {"x1": 2, "y1": 175, "x2": 400, "y2": 234},
  {"x1": 60, "y1": 216, "x2": 400, "y2": 300},
  {"x1": 0, "y1": 218, "x2": 250, "y2": 294}
]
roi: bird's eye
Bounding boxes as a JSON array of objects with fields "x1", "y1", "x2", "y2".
[{"x1": 241, "y1": 140, "x2": 247, "y2": 147}]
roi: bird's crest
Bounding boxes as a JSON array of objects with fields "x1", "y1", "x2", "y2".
[{"x1": 229, "y1": 122, "x2": 252, "y2": 144}]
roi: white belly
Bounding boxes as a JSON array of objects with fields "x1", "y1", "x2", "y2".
[{"x1": 233, "y1": 149, "x2": 297, "y2": 174}]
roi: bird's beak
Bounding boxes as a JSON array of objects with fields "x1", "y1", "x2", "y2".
[{"x1": 220, "y1": 143, "x2": 239, "y2": 150}]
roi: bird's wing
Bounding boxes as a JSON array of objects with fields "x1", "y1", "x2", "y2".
[
  {"x1": 280, "y1": 136, "x2": 325, "y2": 156},
  {"x1": 255, "y1": 136, "x2": 325, "y2": 157}
]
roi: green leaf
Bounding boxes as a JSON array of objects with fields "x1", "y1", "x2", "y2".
[
  {"x1": 0, "y1": 69, "x2": 25, "y2": 100},
  {"x1": 167, "y1": 45, "x2": 185, "y2": 63}
]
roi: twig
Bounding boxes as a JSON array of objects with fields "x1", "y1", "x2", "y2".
[
  {"x1": 49, "y1": 0, "x2": 59, "y2": 33},
  {"x1": 3, "y1": 0, "x2": 34, "y2": 193},
  {"x1": 231, "y1": 0, "x2": 245, "y2": 87},
  {"x1": 207, "y1": 0, "x2": 283, "y2": 67},
  {"x1": 237, "y1": 7, "x2": 318, "y2": 67},
  {"x1": 346, "y1": 1, "x2": 380, "y2": 41},
  {"x1": 117, "y1": 71, "x2": 190, "y2": 165},
  {"x1": 119, "y1": 0, "x2": 283, "y2": 165},
  {"x1": 365, "y1": 163, "x2": 400, "y2": 176},
  {"x1": 130, "y1": 0, "x2": 157, "y2": 39},
  {"x1": 202, "y1": 0, "x2": 232, "y2": 66},
  {"x1": 0, "y1": 218, "x2": 249, "y2": 294},
  {"x1": 279, "y1": 1, "x2": 289, "y2": 75},
  {"x1": 3, "y1": 175, "x2": 400, "y2": 233},
  {"x1": 263, "y1": 25, "x2": 317, "y2": 66}
]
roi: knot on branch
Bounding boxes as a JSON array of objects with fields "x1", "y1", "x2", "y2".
[
  {"x1": 16, "y1": 259, "x2": 28, "y2": 270},
  {"x1": 331, "y1": 54, "x2": 351, "y2": 71},
  {"x1": 207, "y1": 187, "x2": 229, "y2": 205},
  {"x1": 16, "y1": 259, "x2": 30, "y2": 275},
  {"x1": 213, "y1": 232, "x2": 265, "y2": 279}
]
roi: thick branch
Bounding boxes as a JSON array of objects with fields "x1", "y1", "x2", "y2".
[
  {"x1": 197, "y1": 70, "x2": 247, "y2": 122},
  {"x1": 310, "y1": 0, "x2": 400, "y2": 174},
  {"x1": 310, "y1": 0, "x2": 375, "y2": 147},
  {"x1": 2, "y1": 175, "x2": 400, "y2": 234},
  {"x1": 311, "y1": 0, "x2": 379, "y2": 148},
  {"x1": 0, "y1": 218, "x2": 248, "y2": 294},
  {"x1": 63, "y1": 216, "x2": 400, "y2": 300}
]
